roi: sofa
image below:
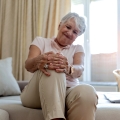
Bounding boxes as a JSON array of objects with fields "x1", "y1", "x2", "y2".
[
  {"x1": 0, "y1": 81, "x2": 120, "y2": 120},
  {"x1": 0, "y1": 57, "x2": 120, "y2": 120}
]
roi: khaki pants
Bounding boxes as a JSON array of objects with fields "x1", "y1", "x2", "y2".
[{"x1": 20, "y1": 70, "x2": 98, "y2": 120}]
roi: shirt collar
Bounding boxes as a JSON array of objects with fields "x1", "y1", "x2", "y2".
[{"x1": 51, "y1": 38, "x2": 71, "y2": 50}]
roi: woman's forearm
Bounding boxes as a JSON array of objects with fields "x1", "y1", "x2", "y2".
[
  {"x1": 25, "y1": 53, "x2": 51, "y2": 73},
  {"x1": 25, "y1": 57, "x2": 38, "y2": 73},
  {"x1": 70, "y1": 65, "x2": 84, "y2": 78}
]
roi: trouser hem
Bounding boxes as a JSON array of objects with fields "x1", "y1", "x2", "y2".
[{"x1": 45, "y1": 110, "x2": 66, "y2": 120}]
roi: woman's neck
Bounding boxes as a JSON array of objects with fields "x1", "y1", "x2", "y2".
[{"x1": 54, "y1": 38, "x2": 67, "y2": 48}]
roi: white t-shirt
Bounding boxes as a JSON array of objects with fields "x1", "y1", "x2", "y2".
[{"x1": 31, "y1": 36, "x2": 84, "y2": 87}]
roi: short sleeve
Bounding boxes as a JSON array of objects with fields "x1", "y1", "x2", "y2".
[
  {"x1": 75, "y1": 45, "x2": 84, "y2": 53},
  {"x1": 30, "y1": 37, "x2": 45, "y2": 54}
]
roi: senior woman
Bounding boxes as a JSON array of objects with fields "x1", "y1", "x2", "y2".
[{"x1": 20, "y1": 12, "x2": 98, "y2": 120}]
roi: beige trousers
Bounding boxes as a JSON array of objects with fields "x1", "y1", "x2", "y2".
[{"x1": 20, "y1": 70, "x2": 98, "y2": 120}]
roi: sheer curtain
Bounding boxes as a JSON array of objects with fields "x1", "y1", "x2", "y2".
[{"x1": 0, "y1": 0, "x2": 71, "y2": 81}]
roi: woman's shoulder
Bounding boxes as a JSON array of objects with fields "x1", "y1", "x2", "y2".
[
  {"x1": 34, "y1": 36, "x2": 51, "y2": 41},
  {"x1": 71, "y1": 44, "x2": 84, "y2": 49},
  {"x1": 70, "y1": 44, "x2": 84, "y2": 53},
  {"x1": 33, "y1": 36, "x2": 52, "y2": 44},
  {"x1": 31, "y1": 36, "x2": 51, "y2": 46}
]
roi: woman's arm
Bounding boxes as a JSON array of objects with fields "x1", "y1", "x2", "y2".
[
  {"x1": 25, "y1": 45, "x2": 54, "y2": 75},
  {"x1": 51, "y1": 52, "x2": 84, "y2": 79},
  {"x1": 25, "y1": 45, "x2": 62, "y2": 76},
  {"x1": 71, "y1": 52, "x2": 84, "y2": 78},
  {"x1": 25, "y1": 45, "x2": 41, "y2": 73}
]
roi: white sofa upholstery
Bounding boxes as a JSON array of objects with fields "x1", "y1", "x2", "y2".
[
  {"x1": 0, "y1": 82, "x2": 120, "y2": 120},
  {"x1": 96, "y1": 92, "x2": 120, "y2": 120}
]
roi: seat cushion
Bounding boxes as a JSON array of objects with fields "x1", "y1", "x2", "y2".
[
  {"x1": 1, "y1": 93, "x2": 120, "y2": 120},
  {"x1": 96, "y1": 92, "x2": 120, "y2": 120},
  {"x1": 0, "y1": 96, "x2": 21, "y2": 105},
  {"x1": 0, "y1": 109, "x2": 9, "y2": 120},
  {"x1": 0, "y1": 104, "x2": 44, "y2": 120},
  {"x1": 0, "y1": 96, "x2": 44, "y2": 120}
]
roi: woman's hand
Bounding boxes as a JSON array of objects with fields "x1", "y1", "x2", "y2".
[
  {"x1": 37, "y1": 52, "x2": 69, "y2": 76},
  {"x1": 37, "y1": 51, "x2": 55, "y2": 76},
  {"x1": 47, "y1": 53, "x2": 70, "y2": 74}
]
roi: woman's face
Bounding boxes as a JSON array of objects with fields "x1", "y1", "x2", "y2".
[{"x1": 56, "y1": 18, "x2": 79, "y2": 47}]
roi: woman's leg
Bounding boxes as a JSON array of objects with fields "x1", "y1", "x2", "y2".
[
  {"x1": 39, "y1": 70, "x2": 66, "y2": 120},
  {"x1": 66, "y1": 84, "x2": 98, "y2": 120},
  {"x1": 20, "y1": 70, "x2": 42, "y2": 108},
  {"x1": 20, "y1": 70, "x2": 66, "y2": 120}
]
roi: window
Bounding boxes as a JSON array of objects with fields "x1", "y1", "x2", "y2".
[
  {"x1": 90, "y1": 0, "x2": 117, "y2": 54},
  {"x1": 71, "y1": 0, "x2": 119, "y2": 82},
  {"x1": 71, "y1": 3, "x2": 84, "y2": 47}
]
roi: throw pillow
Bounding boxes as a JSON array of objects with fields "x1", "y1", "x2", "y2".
[{"x1": 0, "y1": 57, "x2": 21, "y2": 96}]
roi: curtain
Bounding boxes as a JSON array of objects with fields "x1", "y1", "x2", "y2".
[
  {"x1": 71, "y1": 0, "x2": 102, "y2": 5},
  {"x1": 0, "y1": 0, "x2": 71, "y2": 81}
]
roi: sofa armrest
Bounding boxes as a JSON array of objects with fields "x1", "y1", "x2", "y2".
[{"x1": 17, "y1": 81, "x2": 29, "y2": 92}]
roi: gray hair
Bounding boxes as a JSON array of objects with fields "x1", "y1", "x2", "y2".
[{"x1": 60, "y1": 12, "x2": 86, "y2": 35}]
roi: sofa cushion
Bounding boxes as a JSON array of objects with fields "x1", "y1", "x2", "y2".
[
  {"x1": 0, "y1": 57, "x2": 21, "y2": 96},
  {"x1": 0, "y1": 93, "x2": 120, "y2": 120},
  {"x1": 0, "y1": 104, "x2": 44, "y2": 120},
  {"x1": 0, "y1": 109, "x2": 9, "y2": 120},
  {"x1": 96, "y1": 92, "x2": 120, "y2": 120},
  {"x1": 0, "y1": 96, "x2": 21, "y2": 105},
  {"x1": 96, "y1": 104, "x2": 120, "y2": 120},
  {"x1": 0, "y1": 96, "x2": 44, "y2": 120}
]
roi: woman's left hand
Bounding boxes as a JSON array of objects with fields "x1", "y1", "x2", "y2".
[{"x1": 47, "y1": 53, "x2": 69, "y2": 74}]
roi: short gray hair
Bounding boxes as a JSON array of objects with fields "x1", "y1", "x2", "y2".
[{"x1": 60, "y1": 12, "x2": 86, "y2": 35}]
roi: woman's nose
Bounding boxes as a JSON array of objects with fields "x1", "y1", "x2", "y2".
[{"x1": 67, "y1": 30, "x2": 73, "y2": 36}]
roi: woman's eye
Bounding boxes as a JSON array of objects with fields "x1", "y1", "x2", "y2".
[
  {"x1": 73, "y1": 31, "x2": 78, "y2": 35},
  {"x1": 66, "y1": 26, "x2": 70, "y2": 29}
]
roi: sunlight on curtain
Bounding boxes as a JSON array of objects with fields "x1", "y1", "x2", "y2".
[
  {"x1": 39, "y1": 0, "x2": 71, "y2": 38},
  {"x1": 0, "y1": 0, "x2": 40, "y2": 80}
]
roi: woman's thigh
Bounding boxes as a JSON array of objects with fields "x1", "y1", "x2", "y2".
[
  {"x1": 66, "y1": 84, "x2": 97, "y2": 109},
  {"x1": 20, "y1": 70, "x2": 43, "y2": 108},
  {"x1": 65, "y1": 84, "x2": 98, "y2": 120}
]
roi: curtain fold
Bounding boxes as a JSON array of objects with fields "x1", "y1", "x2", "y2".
[{"x1": 0, "y1": 0, "x2": 71, "y2": 81}]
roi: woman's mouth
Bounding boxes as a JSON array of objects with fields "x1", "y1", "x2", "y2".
[{"x1": 63, "y1": 34, "x2": 70, "y2": 39}]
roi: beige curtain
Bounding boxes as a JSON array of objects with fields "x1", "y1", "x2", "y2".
[{"x1": 0, "y1": 0, "x2": 71, "y2": 81}]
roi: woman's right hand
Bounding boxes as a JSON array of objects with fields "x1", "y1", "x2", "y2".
[{"x1": 37, "y1": 51, "x2": 56, "y2": 76}]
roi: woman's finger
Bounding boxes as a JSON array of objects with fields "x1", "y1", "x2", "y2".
[
  {"x1": 55, "y1": 68, "x2": 66, "y2": 73},
  {"x1": 41, "y1": 68, "x2": 50, "y2": 76},
  {"x1": 48, "y1": 63, "x2": 60, "y2": 70}
]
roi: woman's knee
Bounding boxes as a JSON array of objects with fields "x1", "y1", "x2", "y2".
[
  {"x1": 47, "y1": 70, "x2": 66, "y2": 83},
  {"x1": 69, "y1": 84, "x2": 98, "y2": 105},
  {"x1": 79, "y1": 84, "x2": 97, "y2": 102}
]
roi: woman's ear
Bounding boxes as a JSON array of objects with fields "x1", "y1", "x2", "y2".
[{"x1": 58, "y1": 22, "x2": 62, "y2": 30}]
